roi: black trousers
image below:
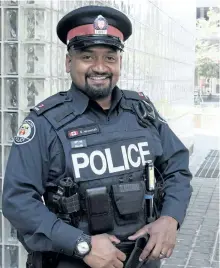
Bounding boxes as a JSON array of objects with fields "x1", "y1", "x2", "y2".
[{"x1": 56, "y1": 256, "x2": 161, "y2": 268}]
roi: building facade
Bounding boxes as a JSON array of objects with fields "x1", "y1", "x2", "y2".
[
  {"x1": 0, "y1": 0, "x2": 195, "y2": 267},
  {"x1": 196, "y1": 0, "x2": 220, "y2": 95}
]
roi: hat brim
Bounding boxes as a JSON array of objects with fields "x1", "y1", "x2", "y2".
[{"x1": 67, "y1": 35, "x2": 124, "y2": 51}]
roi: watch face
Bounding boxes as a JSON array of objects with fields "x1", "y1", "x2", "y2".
[{"x1": 77, "y1": 241, "x2": 90, "y2": 255}]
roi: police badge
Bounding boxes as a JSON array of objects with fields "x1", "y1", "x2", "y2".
[{"x1": 93, "y1": 15, "x2": 108, "y2": 35}]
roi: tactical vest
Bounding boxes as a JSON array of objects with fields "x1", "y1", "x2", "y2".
[{"x1": 32, "y1": 89, "x2": 163, "y2": 241}]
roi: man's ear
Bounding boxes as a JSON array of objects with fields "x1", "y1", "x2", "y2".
[{"x1": 65, "y1": 54, "x2": 71, "y2": 73}]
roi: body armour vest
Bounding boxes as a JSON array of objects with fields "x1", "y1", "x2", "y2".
[{"x1": 32, "y1": 89, "x2": 163, "y2": 241}]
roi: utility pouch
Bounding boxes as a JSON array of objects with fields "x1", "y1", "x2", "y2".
[
  {"x1": 86, "y1": 186, "x2": 114, "y2": 234},
  {"x1": 111, "y1": 181, "x2": 145, "y2": 226}
]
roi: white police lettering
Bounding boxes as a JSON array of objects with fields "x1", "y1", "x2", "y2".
[
  {"x1": 127, "y1": 144, "x2": 141, "y2": 168},
  {"x1": 121, "y1": 145, "x2": 130, "y2": 170},
  {"x1": 90, "y1": 151, "x2": 107, "y2": 175},
  {"x1": 71, "y1": 142, "x2": 150, "y2": 179},
  {"x1": 105, "y1": 148, "x2": 125, "y2": 173},
  {"x1": 72, "y1": 153, "x2": 89, "y2": 178},
  {"x1": 138, "y1": 142, "x2": 150, "y2": 165}
]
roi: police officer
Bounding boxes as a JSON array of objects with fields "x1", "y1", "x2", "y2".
[{"x1": 2, "y1": 5, "x2": 192, "y2": 268}]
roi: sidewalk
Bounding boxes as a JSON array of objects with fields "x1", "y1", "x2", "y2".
[{"x1": 161, "y1": 106, "x2": 219, "y2": 268}]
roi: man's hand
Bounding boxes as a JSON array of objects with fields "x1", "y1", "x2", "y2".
[
  {"x1": 83, "y1": 234, "x2": 126, "y2": 268},
  {"x1": 128, "y1": 216, "x2": 178, "y2": 261}
]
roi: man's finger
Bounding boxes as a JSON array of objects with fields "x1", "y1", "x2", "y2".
[
  {"x1": 160, "y1": 246, "x2": 170, "y2": 259},
  {"x1": 139, "y1": 236, "x2": 156, "y2": 261},
  {"x1": 148, "y1": 243, "x2": 163, "y2": 260},
  {"x1": 166, "y1": 248, "x2": 174, "y2": 258},
  {"x1": 108, "y1": 235, "x2": 121, "y2": 244},
  {"x1": 128, "y1": 226, "x2": 149, "y2": 240},
  {"x1": 149, "y1": 242, "x2": 167, "y2": 260},
  {"x1": 113, "y1": 258, "x2": 124, "y2": 268},
  {"x1": 116, "y1": 249, "x2": 127, "y2": 262}
]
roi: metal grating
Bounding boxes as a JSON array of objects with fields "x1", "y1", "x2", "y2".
[{"x1": 195, "y1": 150, "x2": 220, "y2": 178}]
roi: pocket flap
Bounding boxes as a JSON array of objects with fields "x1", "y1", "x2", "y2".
[{"x1": 112, "y1": 181, "x2": 145, "y2": 215}]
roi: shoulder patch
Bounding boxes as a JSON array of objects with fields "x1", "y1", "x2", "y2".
[{"x1": 14, "y1": 119, "x2": 36, "y2": 145}]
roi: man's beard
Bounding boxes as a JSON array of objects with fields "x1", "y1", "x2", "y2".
[{"x1": 81, "y1": 74, "x2": 113, "y2": 101}]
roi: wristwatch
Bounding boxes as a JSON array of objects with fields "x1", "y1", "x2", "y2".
[{"x1": 73, "y1": 233, "x2": 92, "y2": 259}]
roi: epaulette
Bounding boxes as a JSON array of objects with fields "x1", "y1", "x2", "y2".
[
  {"x1": 122, "y1": 90, "x2": 150, "y2": 101},
  {"x1": 121, "y1": 90, "x2": 167, "y2": 127},
  {"x1": 31, "y1": 91, "x2": 68, "y2": 116}
]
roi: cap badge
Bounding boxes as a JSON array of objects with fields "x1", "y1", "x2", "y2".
[{"x1": 93, "y1": 15, "x2": 108, "y2": 35}]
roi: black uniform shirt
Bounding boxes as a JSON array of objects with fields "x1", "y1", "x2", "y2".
[{"x1": 2, "y1": 85, "x2": 192, "y2": 256}]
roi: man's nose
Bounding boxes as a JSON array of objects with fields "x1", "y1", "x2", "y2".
[{"x1": 92, "y1": 59, "x2": 109, "y2": 73}]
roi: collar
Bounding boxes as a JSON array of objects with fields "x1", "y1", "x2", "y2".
[
  {"x1": 67, "y1": 82, "x2": 122, "y2": 115},
  {"x1": 67, "y1": 83, "x2": 89, "y2": 115},
  {"x1": 109, "y1": 85, "x2": 123, "y2": 112}
]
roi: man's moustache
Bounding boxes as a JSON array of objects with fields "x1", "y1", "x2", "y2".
[{"x1": 86, "y1": 74, "x2": 112, "y2": 78}]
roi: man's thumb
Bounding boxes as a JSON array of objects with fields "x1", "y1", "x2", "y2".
[{"x1": 128, "y1": 227, "x2": 149, "y2": 240}]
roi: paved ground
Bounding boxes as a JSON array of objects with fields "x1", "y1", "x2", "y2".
[{"x1": 161, "y1": 104, "x2": 219, "y2": 268}]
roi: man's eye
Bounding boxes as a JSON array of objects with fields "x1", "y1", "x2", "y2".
[
  {"x1": 82, "y1": 55, "x2": 92, "y2": 60},
  {"x1": 107, "y1": 56, "x2": 116, "y2": 62}
]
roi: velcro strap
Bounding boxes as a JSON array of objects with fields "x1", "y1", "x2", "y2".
[{"x1": 61, "y1": 194, "x2": 80, "y2": 213}]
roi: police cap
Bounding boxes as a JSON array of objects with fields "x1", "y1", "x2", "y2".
[{"x1": 56, "y1": 5, "x2": 132, "y2": 51}]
